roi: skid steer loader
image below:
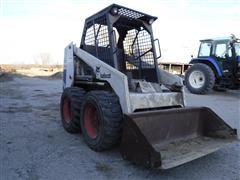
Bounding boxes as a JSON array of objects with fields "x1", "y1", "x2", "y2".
[{"x1": 61, "y1": 4, "x2": 237, "y2": 169}]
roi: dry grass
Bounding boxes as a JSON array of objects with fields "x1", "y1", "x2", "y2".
[{"x1": 0, "y1": 64, "x2": 63, "y2": 77}]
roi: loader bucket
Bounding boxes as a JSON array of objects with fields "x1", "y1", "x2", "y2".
[{"x1": 120, "y1": 107, "x2": 237, "y2": 169}]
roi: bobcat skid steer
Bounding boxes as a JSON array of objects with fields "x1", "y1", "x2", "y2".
[{"x1": 61, "y1": 4, "x2": 237, "y2": 169}]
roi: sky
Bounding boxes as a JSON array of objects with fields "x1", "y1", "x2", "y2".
[{"x1": 0, "y1": 0, "x2": 239, "y2": 64}]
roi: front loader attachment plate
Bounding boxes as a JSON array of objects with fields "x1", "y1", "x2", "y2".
[{"x1": 120, "y1": 107, "x2": 237, "y2": 169}]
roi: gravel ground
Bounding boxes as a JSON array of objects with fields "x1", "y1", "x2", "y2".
[{"x1": 0, "y1": 75, "x2": 239, "y2": 180}]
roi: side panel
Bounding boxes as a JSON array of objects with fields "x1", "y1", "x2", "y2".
[
  {"x1": 190, "y1": 57, "x2": 222, "y2": 77},
  {"x1": 73, "y1": 45, "x2": 132, "y2": 114},
  {"x1": 63, "y1": 43, "x2": 74, "y2": 89},
  {"x1": 237, "y1": 56, "x2": 240, "y2": 64}
]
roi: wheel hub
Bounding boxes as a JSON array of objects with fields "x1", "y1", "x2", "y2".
[
  {"x1": 84, "y1": 103, "x2": 99, "y2": 139},
  {"x1": 63, "y1": 97, "x2": 71, "y2": 123},
  {"x1": 189, "y1": 71, "x2": 206, "y2": 89}
]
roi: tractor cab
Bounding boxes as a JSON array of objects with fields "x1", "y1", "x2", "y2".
[{"x1": 197, "y1": 35, "x2": 240, "y2": 77}]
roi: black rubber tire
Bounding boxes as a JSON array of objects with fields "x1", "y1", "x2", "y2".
[
  {"x1": 185, "y1": 63, "x2": 215, "y2": 94},
  {"x1": 80, "y1": 90, "x2": 123, "y2": 151},
  {"x1": 60, "y1": 87, "x2": 85, "y2": 133}
]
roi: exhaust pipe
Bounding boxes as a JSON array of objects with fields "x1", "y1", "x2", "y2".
[{"x1": 120, "y1": 107, "x2": 237, "y2": 169}]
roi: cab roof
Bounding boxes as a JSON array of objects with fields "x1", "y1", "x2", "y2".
[
  {"x1": 200, "y1": 35, "x2": 239, "y2": 43},
  {"x1": 85, "y1": 4, "x2": 157, "y2": 23}
]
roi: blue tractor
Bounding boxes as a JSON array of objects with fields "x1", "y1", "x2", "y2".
[{"x1": 185, "y1": 35, "x2": 240, "y2": 94}]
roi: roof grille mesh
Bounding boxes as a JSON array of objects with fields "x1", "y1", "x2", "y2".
[{"x1": 118, "y1": 8, "x2": 144, "y2": 19}]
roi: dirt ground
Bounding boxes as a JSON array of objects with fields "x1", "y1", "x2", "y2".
[{"x1": 0, "y1": 74, "x2": 239, "y2": 180}]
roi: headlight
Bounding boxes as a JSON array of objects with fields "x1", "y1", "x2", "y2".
[
  {"x1": 148, "y1": 18, "x2": 154, "y2": 25},
  {"x1": 110, "y1": 7, "x2": 118, "y2": 15}
]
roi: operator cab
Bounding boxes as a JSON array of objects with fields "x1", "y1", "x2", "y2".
[
  {"x1": 80, "y1": 4, "x2": 161, "y2": 83},
  {"x1": 198, "y1": 35, "x2": 240, "y2": 76}
]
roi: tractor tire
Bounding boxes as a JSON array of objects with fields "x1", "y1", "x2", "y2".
[
  {"x1": 185, "y1": 63, "x2": 215, "y2": 94},
  {"x1": 80, "y1": 90, "x2": 123, "y2": 151},
  {"x1": 60, "y1": 87, "x2": 85, "y2": 133}
]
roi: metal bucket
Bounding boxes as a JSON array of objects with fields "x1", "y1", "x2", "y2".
[{"x1": 120, "y1": 107, "x2": 237, "y2": 169}]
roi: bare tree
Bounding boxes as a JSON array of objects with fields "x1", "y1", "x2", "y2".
[
  {"x1": 33, "y1": 52, "x2": 52, "y2": 65},
  {"x1": 40, "y1": 53, "x2": 51, "y2": 65},
  {"x1": 33, "y1": 55, "x2": 40, "y2": 65}
]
